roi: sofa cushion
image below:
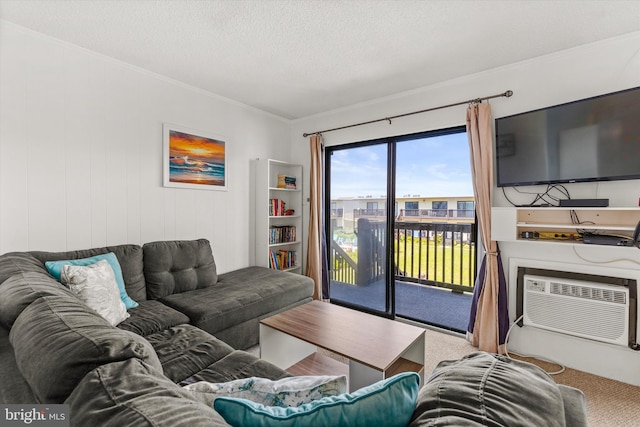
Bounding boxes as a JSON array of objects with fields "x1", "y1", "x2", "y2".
[
  {"x1": 0, "y1": 271, "x2": 77, "y2": 329},
  {"x1": 181, "y1": 350, "x2": 290, "y2": 386},
  {"x1": 408, "y1": 352, "x2": 575, "y2": 427},
  {"x1": 145, "y1": 324, "x2": 234, "y2": 383},
  {"x1": 160, "y1": 266, "x2": 314, "y2": 337},
  {"x1": 31, "y1": 244, "x2": 147, "y2": 302},
  {"x1": 117, "y1": 300, "x2": 190, "y2": 336},
  {"x1": 143, "y1": 239, "x2": 217, "y2": 299},
  {"x1": 61, "y1": 260, "x2": 130, "y2": 326},
  {"x1": 9, "y1": 296, "x2": 162, "y2": 403},
  {"x1": 0, "y1": 252, "x2": 50, "y2": 285},
  {"x1": 45, "y1": 252, "x2": 138, "y2": 309},
  {"x1": 65, "y1": 358, "x2": 229, "y2": 427},
  {"x1": 0, "y1": 325, "x2": 36, "y2": 404},
  {"x1": 214, "y1": 372, "x2": 420, "y2": 427}
]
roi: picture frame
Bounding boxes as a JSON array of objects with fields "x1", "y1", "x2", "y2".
[{"x1": 163, "y1": 123, "x2": 228, "y2": 191}]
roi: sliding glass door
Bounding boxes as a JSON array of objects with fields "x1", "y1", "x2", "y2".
[
  {"x1": 393, "y1": 130, "x2": 476, "y2": 331},
  {"x1": 326, "y1": 127, "x2": 477, "y2": 331},
  {"x1": 326, "y1": 141, "x2": 391, "y2": 315}
]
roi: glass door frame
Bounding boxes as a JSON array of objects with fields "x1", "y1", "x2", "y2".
[
  {"x1": 324, "y1": 125, "x2": 474, "y2": 321},
  {"x1": 324, "y1": 136, "x2": 395, "y2": 318}
]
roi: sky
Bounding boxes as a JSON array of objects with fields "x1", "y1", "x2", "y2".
[{"x1": 329, "y1": 132, "x2": 474, "y2": 199}]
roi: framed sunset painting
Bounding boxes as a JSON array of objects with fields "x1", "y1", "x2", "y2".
[{"x1": 163, "y1": 124, "x2": 227, "y2": 191}]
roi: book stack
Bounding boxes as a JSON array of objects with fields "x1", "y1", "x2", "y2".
[
  {"x1": 269, "y1": 199, "x2": 286, "y2": 216},
  {"x1": 269, "y1": 249, "x2": 298, "y2": 270},
  {"x1": 269, "y1": 226, "x2": 296, "y2": 244},
  {"x1": 277, "y1": 174, "x2": 297, "y2": 189}
]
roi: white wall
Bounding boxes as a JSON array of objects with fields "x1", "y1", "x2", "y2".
[
  {"x1": 0, "y1": 22, "x2": 292, "y2": 274},
  {"x1": 290, "y1": 31, "x2": 640, "y2": 385}
]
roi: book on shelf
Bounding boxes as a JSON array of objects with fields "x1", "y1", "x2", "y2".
[
  {"x1": 269, "y1": 226, "x2": 296, "y2": 244},
  {"x1": 269, "y1": 249, "x2": 298, "y2": 270},
  {"x1": 268, "y1": 199, "x2": 286, "y2": 216},
  {"x1": 277, "y1": 174, "x2": 297, "y2": 189}
]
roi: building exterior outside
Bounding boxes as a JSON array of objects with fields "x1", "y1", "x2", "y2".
[{"x1": 331, "y1": 195, "x2": 475, "y2": 233}]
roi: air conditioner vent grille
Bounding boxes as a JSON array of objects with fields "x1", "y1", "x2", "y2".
[
  {"x1": 550, "y1": 281, "x2": 627, "y2": 305},
  {"x1": 523, "y1": 274, "x2": 630, "y2": 347}
]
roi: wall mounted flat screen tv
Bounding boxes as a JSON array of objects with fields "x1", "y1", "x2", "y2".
[{"x1": 496, "y1": 86, "x2": 640, "y2": 187}]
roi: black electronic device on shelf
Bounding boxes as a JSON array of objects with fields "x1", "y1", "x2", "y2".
[
  {"x1": 582, "y1": 233, "x2": 634, "y2": 247},
  {"x1": 559, "y1": 198, "x2": 609, "y2": 208},
  {"x1": 582, "y1": 220, "x2": 640, "y2": 248},
  {"x1": 633, "y1": 219, "x2": 640, "y2": 249}
]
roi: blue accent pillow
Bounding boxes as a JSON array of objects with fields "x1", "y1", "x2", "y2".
[
  {"x1": 214, "y1": 372, "x2": 420, "y2": 427},
  {"x1": 45, "y1": 252, "x2": 138, "y2": 309}
]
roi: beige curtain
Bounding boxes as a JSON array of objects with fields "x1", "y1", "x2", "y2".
[
  {"x1": 306, "y1": 134, "x2": 323, "y2": 300},
  {"x1": 466, "y1": 102, "x2": 508, "y2": 354}
]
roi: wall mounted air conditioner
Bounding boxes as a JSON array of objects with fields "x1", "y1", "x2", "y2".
[{"x1": 523, "y1": 274, "x2": 629, "y2": 347}]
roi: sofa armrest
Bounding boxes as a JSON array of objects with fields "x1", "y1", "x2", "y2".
[{"x1": 559, "y1": 385, "x2": 588, "y2": 427}]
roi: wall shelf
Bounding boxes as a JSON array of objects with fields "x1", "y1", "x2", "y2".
[{"x1": 492, "y1": 207, "x2": 640, "y2": 246}]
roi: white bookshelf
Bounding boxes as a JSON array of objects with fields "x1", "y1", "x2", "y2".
[{"x1": 253, "y1": 159, "x2": 303, "y2": 272}]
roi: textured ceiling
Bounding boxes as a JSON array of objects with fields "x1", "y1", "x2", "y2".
[{"x1": 1, "y1": 0, "x2": 640, "y2": 120}]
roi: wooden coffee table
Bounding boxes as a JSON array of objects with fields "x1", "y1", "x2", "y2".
[{"x1": 260, "y1": 301, "x2": 425, "y2": 391}]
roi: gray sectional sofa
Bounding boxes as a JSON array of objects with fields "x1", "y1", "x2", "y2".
[
  {"x1": 0, "y1": 239, "x2": 314, "y2": 425},
  {"x1": 0, "y1": 237, "x2": 588, "y2": 426}
]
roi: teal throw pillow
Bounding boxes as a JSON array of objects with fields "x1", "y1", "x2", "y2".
[
  {"x1": 214, "y1": 372, "x2": 420, "y2": 427},
  {"x1": 45, "y1": 252, "x2": 138, "y2": 309}
]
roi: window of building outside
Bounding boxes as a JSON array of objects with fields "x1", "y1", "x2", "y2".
[
  {"x1": 405, "y1": 201, "x2": 418, "y2": 216},
  {"x1": 432, "y1": 201, "x2": 448, "y2": 217},
  {"x1": 457, "y1": 201, "x2": 475, "y2": 218}
]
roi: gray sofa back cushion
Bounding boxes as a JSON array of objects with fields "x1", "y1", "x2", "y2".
[
  {"x1": 143, "y1": 239, "x2": 217, "y2": 300},
  {"x1": 30, "y1": 244, "x2": 147, "y2": 302},
  {"x1": 66, "y1": 358, "x2": 229, "y2": 427},
  {"x1": 0, "y1": 272, "x2": 77, "y2": 329},
  {"x1": 0, "y1": 325, "x2": 37, "y2": 404},
  {"x1": 9, "y1": 296, "x2": 162, "y2": 403},
  {"x1": 0, "y1": 252, "x2": 50, "y2": 285}
]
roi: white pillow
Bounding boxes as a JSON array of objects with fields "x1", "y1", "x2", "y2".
[
  {"x1": 61, "y1": 260, "x2": 130, "y2": 326},
  {"x1": 184, "y1": 375, "x2": 347, "y2": 407}
]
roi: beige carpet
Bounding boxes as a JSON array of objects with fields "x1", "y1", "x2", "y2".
[{"x1": 253, "y1": 327, "x2": 640, "y2": 426}]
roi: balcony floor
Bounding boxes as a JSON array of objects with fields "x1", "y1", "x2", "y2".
[{"x1": 329, "y1": 279, "x2": 473, "y2": 333}]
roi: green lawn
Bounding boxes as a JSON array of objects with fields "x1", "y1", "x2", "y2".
[
  {"x1": 394, "y1": 236, "x2": 475, "y2": 288},
  {"x1": 331, "y1": 235, "x2": 476, "y2": 289}
]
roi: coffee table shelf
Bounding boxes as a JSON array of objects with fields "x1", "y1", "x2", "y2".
[
  {"x1": 287, "y1": 353, "x2": 349, "y2": 377},
  {"x1": 387, "y1": 357, "x2": 424, "y2": 378},
  {"x1": 260, "y1": 301, "x2": 425, "y2": 391}
]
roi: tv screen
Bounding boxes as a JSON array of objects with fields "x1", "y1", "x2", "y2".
[{"x1": 495, "y1": 87, "x2": 640, "y2": 187}]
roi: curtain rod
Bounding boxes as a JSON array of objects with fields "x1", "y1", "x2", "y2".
[{"x1": 302, "y1": 90, "x2": 513, "y2": 137}]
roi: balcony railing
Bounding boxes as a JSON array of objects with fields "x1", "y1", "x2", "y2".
[
  {"x1": 394, "y1": 221, "x2": 476, "y2": 293},
  {"x1": 398, "y1": 209, "x2": 475, "y2": 219},
  {"x1": 353, "y1": 209, "x2": 385, "y2": 217},
  {"x1": 351, "y1": 208, "x2": 475, "y2": 220},
  {"x1": 329, "y1": 218, "x2": 477, "y2": 293}
]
